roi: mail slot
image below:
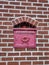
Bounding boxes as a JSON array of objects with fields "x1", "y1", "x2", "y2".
[{"x1": 13, "y1": 22, "x2": 37, "y2": 48}]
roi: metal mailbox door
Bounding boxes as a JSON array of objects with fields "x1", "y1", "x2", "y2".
[{"x1": 13, "y1": 28, "x2": 36, "y2": 48}]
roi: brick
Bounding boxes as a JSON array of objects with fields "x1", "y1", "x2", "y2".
[
  {"x1": 3, "y1": 22, "x2": 12, "y2": 25},
  {"x1": 17, "y1": 0, "x2": 26, "y2": 1},
  {"x1": 37, "y1": 15, "x2": 47, "y2": 18},
  {"x1": 38, "y1": 23, "x2": 47, "y2": 26},
  {"x1": 38, "y1": 39, "x2": 48, "y2": 42},
  {"x1": 0, "y1": 39, "x2": 1, "y2": 42},
  {"x1": 27, "y1": 48, "x2": 37, "y2": 51},
  {"x1": 0, "y1": 22, "x2": 2, "y2": 25},
  {"x1": 8, "y1": 62, "x2": 18, "y2": 65},
  {"x1": 12, "y1": 21, "x2": 17, "y2": 26},
  {"x1": 36, "y1": 19, "x2": 43, "y2": 22},
  {"x1": 36, "y1": 35, "x2": 43, "y2": 38},
  {"x1": 44, "y1": 4, "x2": 49, "y2": 7},
  {"x1": 20, "y1": 52, "x2": 31, "y2": 56},
  {"x1": 24, "y1": 18, "x2": 32, "y2": 22},
  {"x1": 39, "y1": 48, "x2": 49, "y2": 51},
  {"x1": 9, "y1": 10, "x2": 20, "y2": 13},
  {"x1": 3, "y1": 30, "x2": 13, "y2": 34},
  {"x1": 37, "y1": 44, "x2": 43, "y2": 47},
  {"x1": 0, "y1": 1, "x2": 8, "y2": 4},
  {"x1": 38, "y1": 31, "x2": 48, "y2": 34},
  {"x1": 39, "y1": 57, "x2": 49, "y2": 60},
  {"x1": 37, "y1": 26, "x2": 41, "y2": 29},
  {"x1": 4, "y1": 5, "x2": 14, "y2": 8},
  {"x1": 44, "y1": 19, "x2": 49, "y2": 22},
  {"x1": 44, "y1": 35, "x2": 49, "y2": 38},
  {"x1": 2, "y1": 57, "x2": 13, "y2": 61},
  {"x1": 45, "y1": 52, "x2": 49, "y2": 55},
  {"x1": 42, "y1": 27, "x2": 49, "y2": 30},
  {"x1": 33, "y1": 11, "x2": 42, "y2": 14},
  {"x1": 0, "y1": 43, "x2": 7, "y2": 46},
  {"x1": 48, "y1": 15, "x2": 49, "y2": 18},
  {"x1": 45, "y1": 44, "x2": 49, "y2": 46},
  {"x1": 8, "y1": 0, "x2": 15, "y2": 1},
  {"x1": 33, "y1": 61, "x2": 43, "y2": 65},
  {"x1": 0, "y1": 26, "x2": 7, "y2": 29},
  {"x1": 0, "y1": 62, "x2": 6, "y2": 65},
  {"x1": 27, "y1": 57, "x2": 37, "y2": 60},
  {"x1": 14, "y1": 19, "x2": 19, "y2": 23},
  {"x1": 16, "y1": 6, "x2": 25, "y2": 9},
  {"x1": 9, "y1": 18, "x2": 14, "y2": 21},
  {"x1": 2, "y1": 39, "x2": 14, "y2": 42},
  {"x1": 0, "y1": 9, "x2": 8, "y2": 12},
  {"x1": 44, "y1": 11, "x2": 49, "y2": 14},
  {"x1": 34, "y1": 22, "x2": 38, "y2": 26},
  {"x1": 45, "y1": 61, "x2": 49, "y2": 64},
  {"x1": 0, "y1": 53, "x2": 6, "y2": 56},
  {"x1": 15, "y1": 14, "x2": 24, "y2": 17},
  {"x1": 8, "y1": 43, "x2": 13, "y2": 46},
  {"x1": 18, "y1": 18, "x2": 23, "y2": 22},
  {"x1": 22, "y1": 16, "x2": 27, "y2": 21},
  {"x1": 0, "y1": 5, "x2": 2, "y2": 8},
  {"x1": 0, "y1": 30, "x2": 1, "y2": 33},
  {"x1": 20, "y1": 62, "x2": 31, "y2": 65},
  {"x1": 21, "y1": 2, "x2": 31, "y2": 6},
  {"x1": 3, "y1": 14, "x2": 14, "y2": 17},
  {"x1": 33, "y1": 3, "x2": 42, "y2": 6},
  {"x1": 0, "y1": 18, "x2": 8, "y2": 21},
  {"x1": 37, "y1": 27, "x2": 41, "y2": 30},
  {"x1": 27, "y1": 7, "x2": 36, "y2": 10},
  {"x1": 8, "y1": 26, "x2": 13, "y2": 29},
  {"x1": 8, "y1": 35, "x2": 14, "y2": 38},
  {"x1": 39, "y1": 0, "x2": 48, "y2": 3},
  {"x1": 27, "y1": 15, "x2": 36, "y2": 17},
  {"x1": 15, "y1": 48, "x2": 25, "y2": 51},
  {"x1": 2, "y1": 48, "x2": 13, "y2": 51},
  {"x1": 38, "y1": 7, "x2": 47, "y2": 10},
  {"x1": 33, "y1": 52, "x2": 43, "y2": 56},
  {"x1": 34, "y1": 21, "x2": 38, "y2": 26},
  {"x1": 10, "y1": 2, "x2": 20, "y2": 5},
  {"x1": 21, "y1": 11, "x2": 31, "y2": 14},
  {"x1": 0, "y1": 13, "x2": 2, "y2": 16},
  {"x1": 28, "y1": 0, "x2": 37, "y2": 2},
  {"x1": 14, "y1": 57, "x2": 25, "y2": 60},
  {"x1": 0, "y1": 35, "x2": 7, "y2": 38},
  {"x1": 8, "y1": 53, "x2": 19, "y2": 56}
]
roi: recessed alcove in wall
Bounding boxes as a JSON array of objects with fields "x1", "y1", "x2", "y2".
[
  {"x1": 12, "y1": 16, "x2": 39, "y2": 27},
  {"x1": 14, "y1": 22, "x2": 36, "y2": 28},
  {"x1": 12, "y1": 16, "x2": 39, "y2": 48}
]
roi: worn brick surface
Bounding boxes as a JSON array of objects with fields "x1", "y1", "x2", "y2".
[
  {"x1": 8, "y1": 62, "x2": 18, "y2": 65},
  {"x1": 20, "y1": 62, "x2": 31, "y2": 65},
  {"x1": 0, "y1": 0, "x2": 49, "y2": 65},
  {"x1": 0, "y1": 62, "x2": 6, "y2": 65}
]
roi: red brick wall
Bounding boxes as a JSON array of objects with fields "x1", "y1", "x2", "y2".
[{"x1": 0, "y1": 0, "x2": 49, "y2": 65}]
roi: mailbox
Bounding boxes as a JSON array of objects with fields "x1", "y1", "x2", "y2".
[{"x1": 13, "y1": 22, "x2": 37, "y2": 48}]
